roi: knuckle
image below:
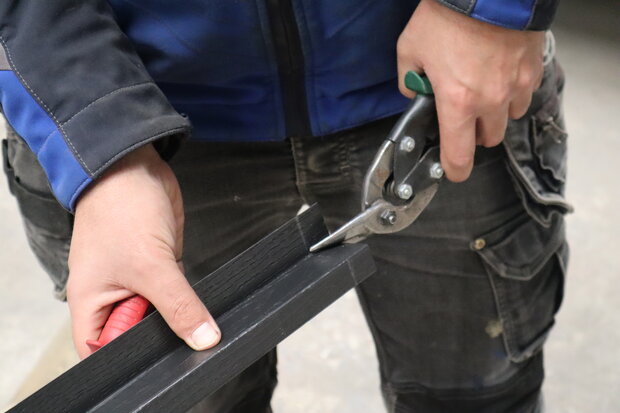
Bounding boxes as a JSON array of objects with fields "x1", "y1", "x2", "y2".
[
  {"x1": 445, "y1": 86, "x2": 476, "y2": 113},
  {"x1": 517, "y1": 75, "x2": 534, "y2": 91},
  {"x1": 484, "y1": 88, "x2": 510, "y2": 108},
  {"x1": 446, "y1": 153, "x2": 473, "y2": 171},
  {"x1": 518, "y1": 68, "x2": 540, "y2": 90},
  {"x1": 169, "y1": 295, "x2": 199, "y2": 332},
  {"x1": 510, "y1": 106, "x2": 528, "y2": 120}
]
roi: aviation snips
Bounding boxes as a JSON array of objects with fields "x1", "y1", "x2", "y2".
[{"x1": 310, "y1": 72, "x2": 443, "y2": 252}]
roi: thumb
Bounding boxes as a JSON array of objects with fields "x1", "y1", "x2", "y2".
[{"x1": 138, "y1": 261, "x2": 221, "y2": 351}]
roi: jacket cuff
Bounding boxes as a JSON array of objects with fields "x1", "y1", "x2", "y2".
[
  {"x1": 433, "y1": 0, "x2": 559, "y2": 30},
  {"x1": 62, "y1": 82, "x2": 191, "y2": 211},
  {"x1": 0, "y1": 68, "x2": 190, "y2": 212},
  {"x1": 64, "y1": 82, "x2": 190, "y2": 177}
]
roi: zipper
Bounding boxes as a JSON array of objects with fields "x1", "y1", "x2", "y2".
[{"x1": 265, "y1": 0, "x2": 312, "y2": 137}]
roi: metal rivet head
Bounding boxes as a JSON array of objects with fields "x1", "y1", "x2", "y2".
[
  {"x1": 430, "y1": 163, "x2": 444, "y2": 179},
  {"x1": 400, "y1": 136, "x2": 416, "y2": 153},
  {"x1": 396, "y1": 184, "x2": 413, "y2": 200},
  {"x1": 380, "y1": 210, "x2": 397, "y2": 226},
  {"x1": 472, "y1": 238, "x2": 486, "y2": 250}
]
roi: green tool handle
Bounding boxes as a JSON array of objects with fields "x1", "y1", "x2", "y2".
[{"x1": 404, "y1": 71, "x2": 433, "y2": 95}]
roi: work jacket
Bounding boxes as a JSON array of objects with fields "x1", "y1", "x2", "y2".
[{"x1": 0, "y1": 0, "x2": 559, "y2": 211}]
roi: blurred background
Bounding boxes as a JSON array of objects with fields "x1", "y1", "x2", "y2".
[{"x1": 1, "y1": 0, "x2": 618, "y2": 411}]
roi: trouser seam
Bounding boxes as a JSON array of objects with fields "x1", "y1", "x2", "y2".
[{"x1": 288, "y1": 137, "x2": 312, "y2": 205}]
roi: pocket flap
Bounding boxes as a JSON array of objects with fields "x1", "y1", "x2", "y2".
[{"x1": 474, "y1": 214, "x2": 564, "y2": 280}]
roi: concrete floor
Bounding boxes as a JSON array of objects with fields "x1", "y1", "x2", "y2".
[{"x1": 1, "y1": 1, "x2": 619, "y2": 411}]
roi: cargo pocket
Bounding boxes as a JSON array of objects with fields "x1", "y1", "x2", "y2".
[
  {"x1": 2, "y1": 128, "x2": 73, "y2": 300},
  {"x1": 472, "y1": 211, "x2": 567, "y2": 363},
  {"x1": 503, "y1": 60, "x2": 573, "y2": 228}
]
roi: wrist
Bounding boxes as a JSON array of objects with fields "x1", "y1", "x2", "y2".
[
  {"x1": 74, "y1": 143, "x2": 165, "y2": 212},
  {"x1": 114, "y1": 143, "x2": 162, "y2": 171}
]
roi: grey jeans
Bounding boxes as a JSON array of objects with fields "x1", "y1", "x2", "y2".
[{"x1": 3, "y1": 58, "x2": 570, "y2": 412}]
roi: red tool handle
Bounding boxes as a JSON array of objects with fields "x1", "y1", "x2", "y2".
[{"x1": 86, "y1": 295, "x2": 150, "y2": 352}]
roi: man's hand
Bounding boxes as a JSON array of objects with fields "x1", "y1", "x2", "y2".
[
  {"x1": 67, "y1": 144, "x2": 220, "y2": 358},
  {"x1": 397, "y1": 0, "x2": 545, "y2": 181}
]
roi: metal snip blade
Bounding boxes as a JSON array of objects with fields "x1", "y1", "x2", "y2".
[{"x1": 309, "y1": 204, "x2": 384, "y2": 252}]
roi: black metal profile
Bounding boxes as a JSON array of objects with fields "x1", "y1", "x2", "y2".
[{"x1": 9, "y1": 206, "x2": 376, "y2": 413}]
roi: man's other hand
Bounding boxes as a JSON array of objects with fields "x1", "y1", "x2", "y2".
[
  {"x1": 397, "y1": 0, "x2": 545, "y2": 182},
  {"x1": 67, "y1": 144, "x2": 220, "y2": 358}
]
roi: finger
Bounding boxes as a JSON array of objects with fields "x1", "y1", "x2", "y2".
[
  {"x1": 476, "y1": 106, "x2": 509, "y2": 148},
  {"x1": 136, "y1": 262, "x2": 220, "y2": 351},
  {"x1": 435, "y1": 88, "x2": 477, "y2": 182},
  {"x1": 396, "y1": 49, "x2": 423, "y2": 99},
  {"x1": 68, "y1": 287, "x2": 129, "y2": 358},
  {"x1": 509, "y1": 90, "x2": 533, "y2": 120},
  {"x1": 397, "y1": 66, "x2": 423, "y2": 99},
  {"x1": 70, "y1": 302, "x2": 111, "y2": 359}
]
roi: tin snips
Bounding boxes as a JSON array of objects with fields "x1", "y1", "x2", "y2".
[{"x1": 310, "y1": 72, "x2": 443, "y2": 252}]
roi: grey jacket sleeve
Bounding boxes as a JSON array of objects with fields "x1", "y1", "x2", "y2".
[{"x1": 0, "y1": 1, "x2": 190, "y2": 211}]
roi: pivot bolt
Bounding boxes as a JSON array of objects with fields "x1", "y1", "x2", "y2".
[
  {"x1": 430, "y1": 163, "x2": 444, "y2": 179},
  {"x1": 380, "y1": 210, "x2": 397, "y2": 226},
  {"x1": 396, "y1": 184, "x2": 413, "y2": 200},
  {"x1": 400, "y1": 136, "x2": 416, "y2": 153}
]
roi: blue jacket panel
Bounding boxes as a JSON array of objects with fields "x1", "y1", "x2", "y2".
[
  {"x1": 295, "y1": 0, "x2": 415, "y2": 136},
  {"x1": 107, "y1": 0, "x2": 417, "y2": 141},
  {"x1": 109, "y1": 0, "x2": 287, "y2": 141}
]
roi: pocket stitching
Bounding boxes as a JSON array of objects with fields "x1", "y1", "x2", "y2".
[
  {"x1": 475, "y1": 214, "x2": 564, "y2": 280},
  {"x1": 479, "y1": 221, "x2": 566, "y2": 363},
  {"x1": 503, "y1": 147, "x2": 573, "y2": 211},
  {"x1": 532, "y1": 116, "x2": 568, "y2": 184},
  {"x1": 483, "y1": 250, "x2": 563, "y2": 363}
]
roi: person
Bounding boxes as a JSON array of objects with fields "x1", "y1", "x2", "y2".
[{"x1": 0, "y1": 0, "x2": 571, "y2": 411}]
